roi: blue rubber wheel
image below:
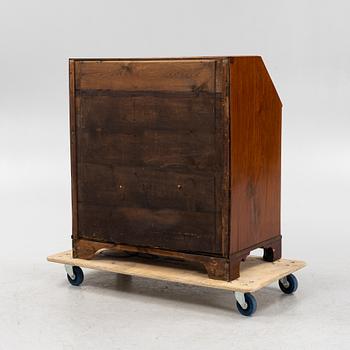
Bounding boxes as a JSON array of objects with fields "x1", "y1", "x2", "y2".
[
  {"x1": 279, "y1": 274, "x2": 298, "y2": 294},
  {"x1": 67, "y1": 266, "x2": 84, "y2": 286},
  {"x1": 236, "y1": 293, "x2": 257, "y2": 316}
]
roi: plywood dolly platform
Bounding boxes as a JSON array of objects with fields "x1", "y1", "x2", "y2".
[{"x1": 47, "y1": 250, "x2": 305, "y2": 317}]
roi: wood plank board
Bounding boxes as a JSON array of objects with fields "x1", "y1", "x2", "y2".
[
  {"x1": 75, "y1": 60, "x2": 221, "y2": 92},
  {"x1": 47, "y1": 250, "x2": 305, "y2": 293}
]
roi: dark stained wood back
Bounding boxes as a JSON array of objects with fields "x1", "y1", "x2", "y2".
[{"x1": 71, "y1": 59, "x2": 229, "y2": 255}]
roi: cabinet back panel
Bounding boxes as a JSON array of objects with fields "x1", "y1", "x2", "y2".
[{"x1": 73, "y1": 60, "x2": 228, "y2": 255}]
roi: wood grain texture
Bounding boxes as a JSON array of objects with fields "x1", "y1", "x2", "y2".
[
  {"x1": 69, "y1": 60, "x2": 78, "y2": 241},
  {"x1": 229, "y1": 56, "x2": 282, "y2": 254},
  {"x1": 77, "y1": 128, "x2": 217, "y2": 171},
  {"x1": 47, "y1": 250, "x2": 305, "y2": 293},
  {"x1": 77, "y1": 204, "x2": 216, "y2": 252},
  {"x1": 78, "y1": 164, "x2": 215, "y2": 212},
  {"x1": 72, "y1": 238, "x2": 230, "y2": 280},
  {"x1": 73, "y1": 58, "x2": 228, "y2": 255},
  {"x1": 220, "y1": 58, "x2": 231, "y2": 257},
  {"x1": 76, "y1": 60, "x2": 224, "y2": 93},
  {"x1": 76, "y1": 93, "x2": 217, "y2": 133}
]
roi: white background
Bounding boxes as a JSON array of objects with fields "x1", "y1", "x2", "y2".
[{"x1": 1, "y1": 0, "x2": 349, "y2": 349}]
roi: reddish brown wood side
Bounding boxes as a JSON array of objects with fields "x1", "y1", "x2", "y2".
[{"x1": 229, "y1": 56, "x2": 282, "y2": 254}]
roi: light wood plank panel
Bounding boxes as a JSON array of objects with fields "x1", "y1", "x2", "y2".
[{"x1": 48, "y1": 251, "x2": 306, "y2": 293}]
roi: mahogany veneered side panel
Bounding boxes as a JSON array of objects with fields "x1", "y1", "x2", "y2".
[{"x1": 229, "y1": 57, "x2": 282, "y2": 254}]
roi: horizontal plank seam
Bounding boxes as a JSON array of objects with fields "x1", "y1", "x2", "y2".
[{"x1": 76, "y1": 89, "x2": 224, "y2": 98}]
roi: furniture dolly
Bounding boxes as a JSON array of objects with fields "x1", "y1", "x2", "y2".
[{"x1": 47, "y1": 250, "x2": 305, "y2": 316}]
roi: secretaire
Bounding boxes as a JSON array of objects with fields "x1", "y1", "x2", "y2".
[{"x1": 69, "y1": 56, "x2": 282, "y2": 281}]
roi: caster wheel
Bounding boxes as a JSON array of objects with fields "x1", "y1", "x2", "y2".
[
  {"x1": 279, "y1": 274, "x2": 298, "y2": 294},
  {"x1": 236, "y1": 293, "x2": 257, "y2": 317},
  {"x1": 67, "y1": 266, "x2": 84, "y2": 286}
]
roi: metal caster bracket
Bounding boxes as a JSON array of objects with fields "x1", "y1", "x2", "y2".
[
  {"x1": 235, "y1": 292, "x2": 248, "y2": 309},
  {"x1": 65, "y1": 264, "x2": 75, "y2": 279},
  {"x1": 279, "y1": 276, "x2": 289, "y2": 288}
]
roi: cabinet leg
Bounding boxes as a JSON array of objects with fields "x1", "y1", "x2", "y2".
[
  {"x1": 203, "y1": 259, "x2": 230, "y2": 281},
  {"x1": 204, "y1": 256, "x2": 243, "y2": 281},
  {"x1": 228, "y1": 259, "x2": 241, "y2": 280},
  {"x1": 263, "y1": 237, "x2": 281, "y2": 262}
]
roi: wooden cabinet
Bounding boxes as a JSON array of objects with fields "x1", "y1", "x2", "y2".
[{"x1": 69, "y1": 56, "x2": 282, "y2": 281}]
